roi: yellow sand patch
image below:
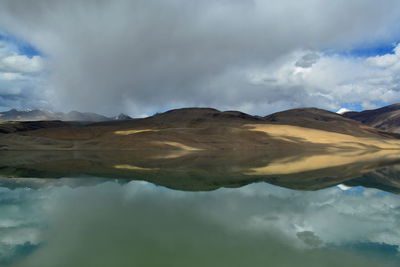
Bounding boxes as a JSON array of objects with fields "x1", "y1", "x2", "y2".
[
  {"x1": 245, "y1": 149, "x2": 400, "y2": 175},
  {"x1": 114, "y1": 164, "x2": 157, "y2": 171},
  {"x1": 114, "y1": 129, "x2": 160, "y2": 135},
  {"x1": 245, "y1": 124, "x2": 400, "y2": 149}
]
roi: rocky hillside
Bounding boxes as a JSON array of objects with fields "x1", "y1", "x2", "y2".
[
  {"x1": 343, "y1": 104, "x2": 400, "y2": 134},
  {"x1": 264, "y1": 107, "x2": 391, "y2": 137}
]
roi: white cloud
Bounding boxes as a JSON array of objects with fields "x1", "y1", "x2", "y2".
[
  {"x1": 367, "y1": 54, "x2": 398, "y2": 67},
  {"x1": 0, "y1": 41, "x2": 47, "y2": 110},
  {"x1": 0, "y1": 41, "x2": 44, "y2": 74},
  {"x1": 0, "y1": 72, "x2": 24, "y2": 81},
  {"x1": 0, "y1": 54, "x2": 44, "y2": 73},
  {"x1": 244, "y1": 45, "x2": 400, "y2": 111}
]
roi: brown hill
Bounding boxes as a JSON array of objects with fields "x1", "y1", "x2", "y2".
[
  {"x1": 343, "y1": 104, "x2": 400, "y2": 134},
  {"x1": 264, "y1": 107, "x2": 391, "y2": 138},
  {"x1": 0, "y1": 107, "x2": 399, "y2": 151},
  {"x1": 0, "y1": 121, "x2": 73, "y2": 134}
]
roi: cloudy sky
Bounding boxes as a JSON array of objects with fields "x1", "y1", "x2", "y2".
[{"x1": 1, "y1": 0, "x2": 400, "y2": 116}]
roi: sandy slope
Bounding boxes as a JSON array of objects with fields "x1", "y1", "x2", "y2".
[{"x1": 246, "y1": 124, "x2": 400, "y2": 150}]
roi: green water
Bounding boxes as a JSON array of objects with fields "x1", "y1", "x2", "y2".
[{"x1": 0, "y1": 151, "x2": 399, "y2": 266}]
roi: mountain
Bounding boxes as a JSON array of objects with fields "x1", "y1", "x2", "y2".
[
  {"x1": 112, "y1": 113, "x2": 132, "y2": 120},
  {"x1": 0, "y1": 109, "x2": 112, "y2": 122},
  {"x1": 264, "y1": 107, "x2": 390, "y2": 137},
  {"x1": 342, "y1": 104, "x2": 400, "y2": 133},
  {"x1": 0, "y1": 109, "x2": 57, "y2": 121},
  {"x1": 0, "y1": 107, "x2": 399, "y2": 151},
  {"x1": 62, "y1": 111, "x2": 110, "y2": 122}
]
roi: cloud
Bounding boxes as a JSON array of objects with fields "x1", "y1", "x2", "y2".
[
  {"x1": 366, "y1": 45, "x2": 400, "y2": 67},
  {"x1": 248, "y1": 45, "x2": 400, "y2": 111},
  {"x1": 0, "y1": 41, "x2": 47, "y2": 111},
  {"x1": 0, "y1": 187, "x2": 46, "y2": 265},
  {"x1": 0, "y1": 0, "x2": 399, "y2": 115},
  {"x1": 0, "y1": 55, "x2": 43, "y2": 73},
  {"x1": 295, "y1": 52, "x2": 321, "y2": 68}
]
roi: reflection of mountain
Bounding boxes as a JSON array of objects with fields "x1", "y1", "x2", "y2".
[
  {"x1": 1, "y1": 150, "x2": 400, "y2": 193},
  {"x1": 344, "y1": 165, "x2": 400, "y2": 194},
  {"x1": 1, "y1": 107, "x2": 399, "y2": 151}
]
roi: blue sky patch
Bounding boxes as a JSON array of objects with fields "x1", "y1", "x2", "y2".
[
  {"x1": 0, "y1": 31, "x2": 42, "y2": 57},
  {"x1": 328, "y1": 42, "x2": 398, "y2": 58}
]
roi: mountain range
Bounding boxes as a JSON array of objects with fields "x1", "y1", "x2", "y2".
[
  {"x1": 3, "y1": 104, "x2": 400, "y2": 135},
  {"x1": 0, "y1": 109, "x2": 131, "y2": 122},
  {"x1": 1, "y1": 105, "x2": 400, "y2": 151},
  {"x1": 0, "y1": 104, "x2": 400, "y2": 152}
]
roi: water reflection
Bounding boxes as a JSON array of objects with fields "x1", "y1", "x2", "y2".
[
  {"x1": 1, "y1": 150, "x2": 400, "y2": 192},
  {"x1": 1, "y1": 150, "x2": 400, "y2": 266},
  {"x1": 0, "y1": 181, "x2": 399, "y2": 266}
]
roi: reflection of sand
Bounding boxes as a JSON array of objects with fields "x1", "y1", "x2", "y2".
[
  {"x1": 153, "y1": 141, "x2": 202, "y2": 151},
  {"x1": 114, "y1": 129, "x2": 160, "y2": 135},
  {"x1": 150, "y1": 150, "x2": 194, "y2": 159},
  {"x1": 114, "y1": 165, "x2": 158, "y2": 171},
  {"x1": 246, "y1": 150, "x2": 400, "y2": 175},
  {"x1": 245, "y1": 124, "x2": 400, "y2": 149}
]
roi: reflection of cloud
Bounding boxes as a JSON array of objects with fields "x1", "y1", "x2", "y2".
[
  {"x1": 1, "y1": 181, "x2": 399, "y2": 266},
  {"x1": 0, "y1": 187, "x2": 46, "y2": 265},
  {"x1": 296, "y1": 231, "x2": 323, "y2": 248}
]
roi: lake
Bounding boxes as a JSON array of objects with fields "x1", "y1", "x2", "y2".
[{"x1": 0, "y1": 150, "x2": 399, "y2": 266}]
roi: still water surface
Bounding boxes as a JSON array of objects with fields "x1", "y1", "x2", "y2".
[{"x1": 0, "y1": 151, "x2": 399, "y2": 266}]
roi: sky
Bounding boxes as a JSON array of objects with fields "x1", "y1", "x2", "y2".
[{"x1": 1, "y1": 0, "x2": 400, "y2": 116}]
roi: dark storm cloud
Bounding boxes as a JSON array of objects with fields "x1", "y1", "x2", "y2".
[
  {"x1": 0, "y1": 0, "x2": 399, "y2": 115},
  {"x1": 295, "y1": 53, "x2": 320, "y2": 68}
]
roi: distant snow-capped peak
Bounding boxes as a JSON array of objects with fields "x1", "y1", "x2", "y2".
[{"x1": 336, "y1": 108, "x2": 351, "y2": 114}]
